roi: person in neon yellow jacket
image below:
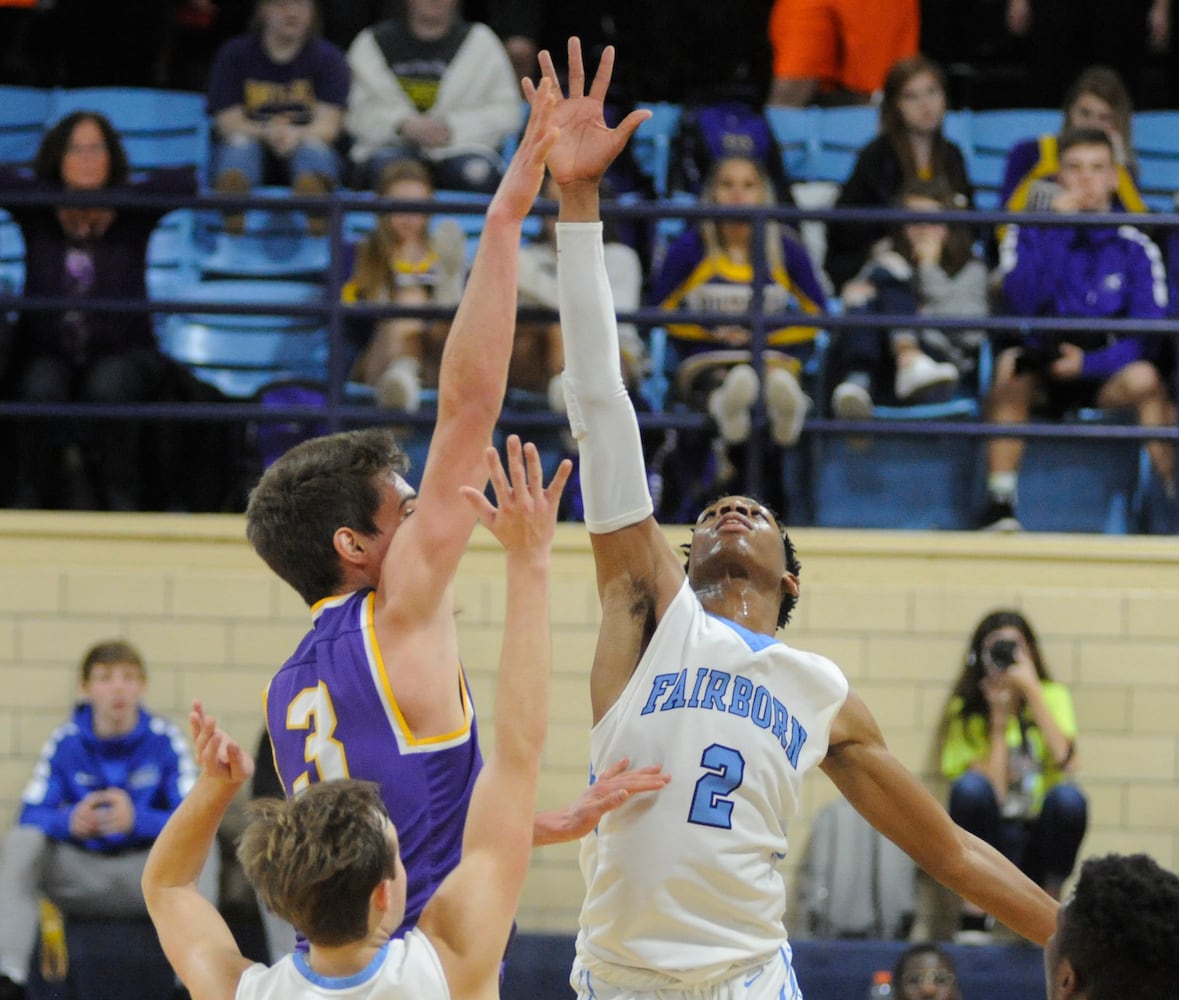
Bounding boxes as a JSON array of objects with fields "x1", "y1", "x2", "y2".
[{"x1": 940, "y1": 609, "x2": 1087, "y2": 938}]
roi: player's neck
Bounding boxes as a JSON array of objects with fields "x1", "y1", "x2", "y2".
[
  {"x1": 306, "y1": 937, "x2": 385, "y2": 979},
  {"x1": 696, "y1": 577, "x2": 777, "y2": 635}
]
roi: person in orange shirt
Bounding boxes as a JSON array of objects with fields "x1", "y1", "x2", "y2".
[{"x1": 767, "y1": 0, "x2": 920, "y2": 107}]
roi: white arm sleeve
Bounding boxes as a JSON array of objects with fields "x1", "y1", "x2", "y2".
[{"x1": 556, "y1": 222, "x2": 654, "y2": 534}]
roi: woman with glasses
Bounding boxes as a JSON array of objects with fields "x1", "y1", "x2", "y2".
[
  {"x1": 892, "y1": 944, "x2": 962, "y2": 1000},
  {"x1": 0, "y1": 111, "x2": 197, "y2": 511}
]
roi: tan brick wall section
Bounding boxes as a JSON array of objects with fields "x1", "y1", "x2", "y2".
[{"x1": 1, "y1": 512, "x2": 1176, "y2": 934}]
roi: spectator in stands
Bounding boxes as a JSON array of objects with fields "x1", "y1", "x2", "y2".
[
  {"x1": 1043, "y1": 853, "x2": 1179, "y2": 1000},
  {"x1": 766, "y1": 0, "x2": 919, "y2": 107},
  {"x1": 345, "y1": 0, "x2": 522, "y2": 192},
  {"x1": 893, "y1": 943, "x2": 962, "y2": 1000},
  {"x1": 825, "y1": 55, "x2": 973, "y2": 291},
  {"x1": 940, "y1": 610, "x2": 1086, "y2": 942},
  {"x1": 207, "y1": 0, "x2": 350, "y2": 236},
  {"x1": 983, "y1": 128, "x2": 1173, "y2": 532},
  {"x1": 0, "y1": 111, "x2": 197, "y2": 511},
  {"x1": 518, "y1": 174, "x2": 646, "y2": 412},
  {"x1": 1000, "y1": 65, "x2": 1145, "y2": 218},
  {"x1": 651, "y1": 153, "x2": 824, "y2": 521},
  {"x1": 830, "y1": 177, "x2": 987, "y2": 417},
  {"x1": 0, "y1": 641, "x2": 216, "y2": 1000},
  {"x1": 342, "y1": 159, "x2": 466, "y2": 410}
]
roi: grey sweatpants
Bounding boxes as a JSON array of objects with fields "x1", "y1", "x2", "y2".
[{"x1": 0, "y1": 825, "x2": 219, "y2": 984}]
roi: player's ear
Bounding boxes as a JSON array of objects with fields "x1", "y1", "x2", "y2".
[
  {"x1": 333, "y1": 526, "x2": 366, "y2": 566},
  {"x1": 781, "y1": 572, "x2": 800, "y2": 599},
  {"x1": 1053, "y1": 957, "x2": 1079, "y2": 997}
]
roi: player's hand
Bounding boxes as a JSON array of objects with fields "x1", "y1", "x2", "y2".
[
  {"x1": 488, "y1": 76, "x2": 559, "y2": 223},
  {"x1": 527, "y1": 37, "x2": 650, "y2": 189},
  {"x1": 460, "y1": 435, "x2": 572, "y2": 560},
  {"x1": 558, "y1": 757, "x2": 671, "y2": 840},
  {"x1": 189, "y1": 700, "x2": 254, "y2": 787}
]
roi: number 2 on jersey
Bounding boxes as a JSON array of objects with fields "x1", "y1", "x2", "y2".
[{"x1": 688, "y1": 743, "x2": 745, "y2": 829}]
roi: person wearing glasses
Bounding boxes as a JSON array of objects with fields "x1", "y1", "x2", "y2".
[{"x1": 893, "y1": 943, "x2": 962, "y2": 1000}]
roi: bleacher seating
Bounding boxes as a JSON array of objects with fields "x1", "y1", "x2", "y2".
[
  {"x1": 0, "y1": 87, "x2": 1175, "y2": 532},
  {"x1": 158, "y1": 278, "x2": 329, "y2": 399},
  {"x1": 0, "y1": 85, "x2": 53, "y2": 168}
]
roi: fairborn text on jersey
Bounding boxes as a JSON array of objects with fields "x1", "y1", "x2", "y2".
[{"x1": 640, "y1": 668, "x2": 809, "y2": 768}]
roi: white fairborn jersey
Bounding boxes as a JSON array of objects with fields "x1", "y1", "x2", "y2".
[
  {"x1": 575, "y1": 578, "x2": 849, "y2": 990},
  {"x1": 236, "y1": 929, "x2": 449, "y2": 1000}
]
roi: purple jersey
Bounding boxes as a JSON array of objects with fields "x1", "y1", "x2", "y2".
[{"x1": 265, "y1": 589, "x2": 481, "y2": 938}]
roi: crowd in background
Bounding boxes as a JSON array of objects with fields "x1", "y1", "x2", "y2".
[{"x1": 0, "y1": 0, "x2": 1176, "y2": 528}]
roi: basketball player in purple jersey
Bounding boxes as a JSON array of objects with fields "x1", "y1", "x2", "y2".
[{"x1": 245, "y1": 73, "x2": 667, "y2": 944}]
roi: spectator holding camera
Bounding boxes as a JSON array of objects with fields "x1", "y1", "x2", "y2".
[
  {"x1": 982, "y1": 127, "x2": 1174, "y2": 532},
  {"x1": 940, "y1": 610, "x2": 1087, "y2": 942}
]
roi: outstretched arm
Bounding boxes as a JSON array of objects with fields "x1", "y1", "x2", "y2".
[
  {"x1": 541, "y1": 38, "x2": 685, "y2": 723},
  {"x1": 821, "y1": 691, "x2": 1058, "y2": 945},
  {"x1": 418, "y1": 437, "x2": 568, "y2": 994},
  {"x1": 142, "y1": 703, "x2": 256, "y2": 1000},
  {"x1": 378, "y1": 79, "x2": 559, "y2": 624}
]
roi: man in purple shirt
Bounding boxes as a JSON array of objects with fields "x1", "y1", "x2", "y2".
[{"x1": 982, "y1": 128, "x2": 1175, "y2": 531}]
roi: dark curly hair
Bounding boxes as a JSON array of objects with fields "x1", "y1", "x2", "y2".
[
  {"x1": 34, "y1": 111, "x2": 129, "y2": 189},
  {"x1": 1057, "y1": 853, "x2": 1179, "y2": 999},
  {"x1": 682, "y1": 495, "x2": 801, "y2": 629}
]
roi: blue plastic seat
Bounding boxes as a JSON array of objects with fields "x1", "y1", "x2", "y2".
[
  {"x1": 764, "y1": 106, "x2": 818, "y2": 182},
  {"x1": 198, "y1": 227, "x2": 330, "y2": 281},
  {"x1": 0, "y1": 208, "x2": 26, "y2": 297},
  {"x1": 811, "y1": 397, "x2": 982, "y2": 530},
  {"x1": 0, "y1": 85, "x2": 53, "y2": 167},
  {"x1": 812, "y1": 106, "x2": 879, "y2": 183},
  {"x1": 145, "y1": 208, "x2": 200, "y2": 303},
  {"x1": 632, "y1": 102, "x2": 682, "y2": 198},
  {"x1": 1014, "y1": 408, "x2": 1143, "y2": 533},
  {"x1": 1129, "y1": 110, "x2": 1179, "y2": 211},
  {"x1": 159, "y1": 278, "x2": 330, "y2": 397}
]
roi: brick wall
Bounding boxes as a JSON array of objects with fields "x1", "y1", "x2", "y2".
[{"x1": 1, "y1": 512, "x2": 1176, "y2": 934}]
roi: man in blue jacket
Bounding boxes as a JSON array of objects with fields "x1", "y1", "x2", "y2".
[
  {"x1": 0, "y1": 641, "x2": 215, "y2": 1000},
  {"x1": 983, "y1": 127, "x2": 1175, "y2": 531}
]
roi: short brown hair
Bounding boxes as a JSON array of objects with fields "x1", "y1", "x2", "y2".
[
  {"x1": 237, "y1": 781, "x2": 396, "y2": 946},
  {"x1": 245, "y1": 428, "x2": 409, "y2": 605},
  {"x1": 80, "y1": 640, "x2": 144, "y2": 683}
]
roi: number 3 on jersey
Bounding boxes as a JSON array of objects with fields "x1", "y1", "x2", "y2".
[
  {"x1": 688, "y1": 743, "x2": 745, "y2": 829},
  {"x1": 286, "y1": 682, "x2": 350, "y2": 793}
]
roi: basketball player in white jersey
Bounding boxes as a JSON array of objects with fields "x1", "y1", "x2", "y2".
[
  {"x1": 537, "y1": 38, "x2": 1060, "y2": 1000},
  {"x1": 141, "y1": 436, "x2": 571, "y2": 1000}
]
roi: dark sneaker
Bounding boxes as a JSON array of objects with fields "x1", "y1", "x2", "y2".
[
  {"x1": 0, "y1": 975, "x2": 27, "y2": 1000},
  {"x1": 980, "y1": 499, "x2": 1021, "y2": 532}
]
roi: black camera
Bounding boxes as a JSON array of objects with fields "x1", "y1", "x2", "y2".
[{"x1": 983, "y1": 638, "x2": 1018, "y2": 671}]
